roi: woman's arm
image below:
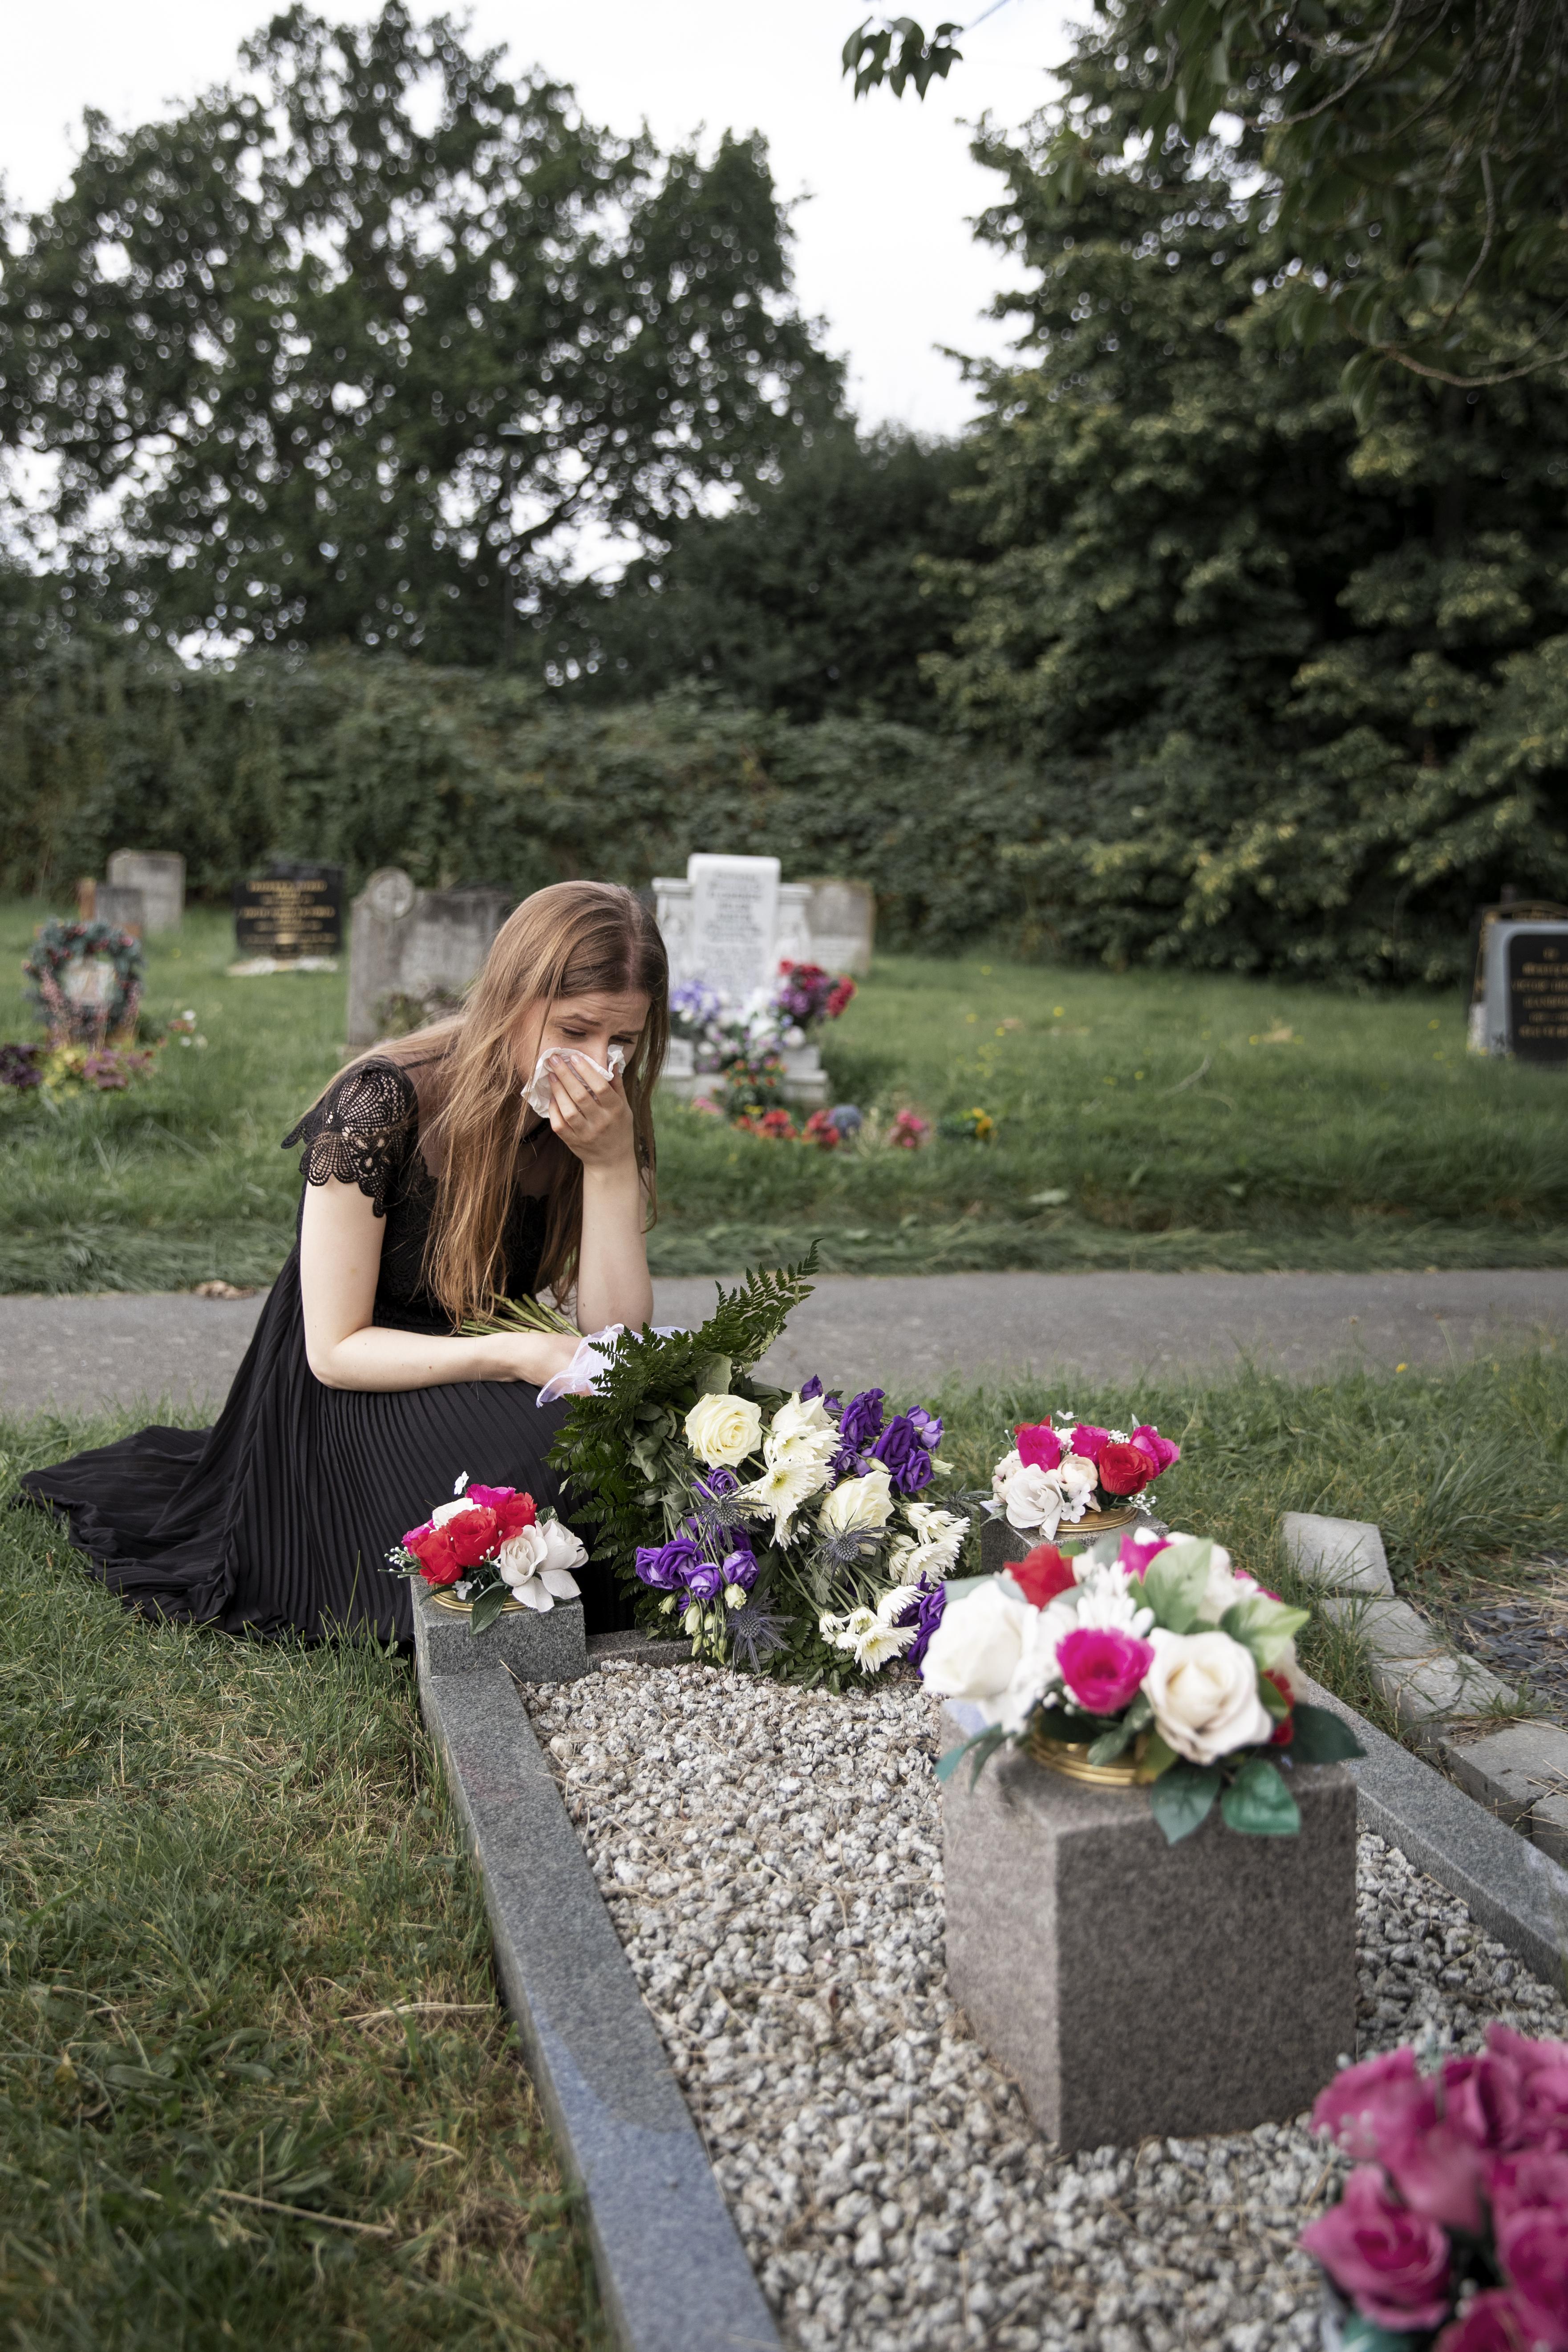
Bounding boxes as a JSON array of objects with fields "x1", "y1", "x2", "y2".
[
  {"x1": 549, "y1": 1058, "x2": 655, "y2": 1334},
  {"x1": 299, "y1": 1176, "x2": 579, "y2": 1392}
]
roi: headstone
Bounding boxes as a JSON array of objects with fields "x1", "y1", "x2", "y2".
[
  {"x1": 688, "y1": 853, "x2": 781, "y2": 1002},
  {"x1": 804, "y1": 878, "x2": 875, "y2": 976},
  {"x1": 93, "y1": 884, "x2": 146, "y2": 937},
  {"x1": 234, "y1": 860, "x2": 344, "y2": 962},
  {"x1": 106, "y1": 850, "x2": 184, "y2": 933},
  {"x1": 346, "y1": 867, "x2": 511, "y2": 1050},
  {"x1": 1473, "y1": 917, "x2": 1568, "y2": 1061}
]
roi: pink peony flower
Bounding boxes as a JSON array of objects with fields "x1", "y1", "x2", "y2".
[
  {"x1": 1130, "y1": 1423, "x2": 1181, "y2": 1474},
  {"x1": 1015, "y1": 1423, "x2": 1063, "y2": 1472},
  {"x1": 1056, "y1": 1627, "x2": 1155, "y2": 1715},
  {"x1": 1300, "y1": 2166, "x2": 1451, "y2": 2332},
  {"x1": 1434, "y1": 2291, "x2": 1535, "y2": 2352},
  {"x1": 1495, "y1": 2204, "x2": 1568, "y2": 2351},
  {"x1": 1070, "y1": 1423, "x2": 1111, "y2": 1462}
]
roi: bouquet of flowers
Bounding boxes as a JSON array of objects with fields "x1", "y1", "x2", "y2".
[
  {"x1": 924, "y1": 1527, "x2": 1361, "y2": 1841},
  {"x1": 773, "y1": 960, "x2": 855, "y2": 1032},
  {"x1": 540, "y1": 1252, "x2": 968, "y2": 1683},
  {"x1": 989, "y1": 1415, "x2": 1183, "y2": 1542},
  {"x1": 667, "y1": 965, "x2": 856, "y2": 1117},
  {"x1": 386, "y1": 1472, "x2": 588, "y2": 1631},
  {"x1": 1301, "y1": 2028, "x2": 1568, "y2": 2351},
  {"x1": 23, "y1": 918, "x2": 145, "y2": 1046}
]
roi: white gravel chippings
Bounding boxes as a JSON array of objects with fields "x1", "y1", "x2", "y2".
[{"x1": 520, "y1": 1662, "x2": 1568, "y2": 2352}]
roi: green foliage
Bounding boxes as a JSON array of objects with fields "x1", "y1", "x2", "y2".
[
  {"x1": 536, "y1": 427, "x2": 988, "y2": 722},
  {"x1": 1147, "y1": 1760, "x2": 1221, "y2": 1842},
  {"x1": 0, "y1": 4, "x2": 839, "y2": 659},
  {"x1": 1288, "y1": 1703, "x2": 1365, "y2": 1764},
  {"x1": 1219, "y1": 1756, "x2": 1301, "y2": 1837},
  {"x1": 0, "y1": 1410, "x2": 599, "y2": 2348}
]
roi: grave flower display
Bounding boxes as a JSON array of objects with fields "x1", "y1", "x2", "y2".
[
  {"x1": 988, "y1": 1414, "x2": 1183, "y2": 1540},
  {"x1": 386, "y1": 1472, "x2": 586, "y2": 1630},
  {"x1": 924, "y1": 1528, "x2": 1363, "y2": 1841},
  {"x1": 23, "y1": 918, "x2": 145, "y2": 1046},
  {"x1": 668, "y1": 963, "x2": 856, "y2": 1120},
  {"x1": 1303, "y1": 2028, "x2": 1568, "y2": 2349}
]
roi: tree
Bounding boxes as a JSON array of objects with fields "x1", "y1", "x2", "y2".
[
  {"x1": 533, "y1": 426, "x2": 988, "y2": 722},
  {"x1": 843, "y1": 2, "x2": 1568, "y2": 400},
  {"x1": 0, "y1": 4, "x2": 841, "y2": 660},
  {"x1": 923, "y1": 45, "x2": 1568, "y2": 976}
]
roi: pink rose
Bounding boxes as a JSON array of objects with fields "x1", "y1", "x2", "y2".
[
  {"x1": 1495, "y1": 2204, "x2": 1568, "y2": 2350},
  {"x1": 1489, "y1": 2148, "x2": 1568, "y2": 2221},
  {"x1": 1486, "y1": 2026, "x2": 1568, "y2": 2147},
  {"x1": 1313, "y1": 2048, "x2": 1425, "y2": 2157},
  {"x1": 1130, "y1": 1423, "x2": 1181, "y2": 1474},
  {"x1": 1056, "y1": 1627, "x2": 1155, "y2": 1715},
  {"x1": 1070, "y1": 1423, "x2": 1110, "y2": 1462},
  {"x1": 1118, "y1": 1528, "x2": 1172, "y2": 1574},
  {"x1": 1448, "y1": 2051, "x2": 1525, "y2": 2156},
  {"x1": 1313, "y1": 2052, "x2": 1488, "y2": 2231},
  {"x1": 1015, "y1": 1423, "x2": 1063, "y2": 1472},
  {"x1": 467, "y1": 1484, "x2": 537, "y2": 1542},
  {"x1": 1434, "y1": 2291, "x2": 1535, "y2": 2352},
  {"x1": 1300, "y1": 2166, "x2": 1451, "y2": 2332}
]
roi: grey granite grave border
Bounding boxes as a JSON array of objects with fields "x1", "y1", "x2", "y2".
[{"x1": 417, "y1": 1648, "x2": 779, "y2": 2352}]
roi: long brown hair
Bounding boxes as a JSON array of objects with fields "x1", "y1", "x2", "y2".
[{"x1": 374, "y1": 882, "x2": 667, "y2": 1322}]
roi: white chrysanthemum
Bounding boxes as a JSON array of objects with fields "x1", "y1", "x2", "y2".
[
  {"x1": 990, "y1": 1600, "x2": 1077, "y2": 1735},
  {"x1": 739, "y1": 1456, "x2": 829, "y2": 1541},
  {"x1": 851, "y1": 1614, "x2": 917, "y2": 1671},
  {"x1": 763, "y1": 1398, "x2": 839, "y2": 1474},
  {"x1": 887, "y1": 1503, "x2": 968, "y2": 1586}
]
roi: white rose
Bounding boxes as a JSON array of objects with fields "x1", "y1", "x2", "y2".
[
  {"x1": 1144, "y1": 1629, "x2": 1273, "y2": 1765},
  {"x1": 921, "y1": 1580, "x2": 1033, "y2": 1703},
  {"x1": 538, "y1": 1516, "x2": 588, "y2": 1580},
  {"x1": 1057, "y1": 1452, "x2": 1099, "y2": 1504},
  {"x1": 819, "y1": 1468, "x2": 895, "y2": 1537},
  {"x1": 497, "y1": 1525, "x2": 548, "y2": 1586},
  {"x1": 1003, "y1": 1463, "x2": 1064, "y2": 1537},
  {"x1": 684, "y1": 1391, "x2": 764, "y2": 1468},
  {"x1": 1197, "y1": 1546, "x2": 1246, "y2": 1625},
  {"x1": 991, "y1": 1448, "x2": 1022, "y2": 1507}
]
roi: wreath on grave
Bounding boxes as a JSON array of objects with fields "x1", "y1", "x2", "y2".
[{"x1": 23, "y1": 919, "x2": 146, "y2": 1044}]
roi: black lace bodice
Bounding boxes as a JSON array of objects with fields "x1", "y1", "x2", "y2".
[{"x1": 283, "y1": 1057, "x2": 550, "y2": 1334}]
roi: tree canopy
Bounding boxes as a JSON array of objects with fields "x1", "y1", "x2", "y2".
[{"x1": 0, "y1": 4, "x2": 841, "y2": 660}]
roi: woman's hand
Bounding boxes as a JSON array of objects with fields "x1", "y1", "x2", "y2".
[
  {"x1": 488, "y1": 1329, "x2": 583, "y2": 1386},
  {"x1": 547, "y1": 1052, "x2": 636, "y2": 1170}
]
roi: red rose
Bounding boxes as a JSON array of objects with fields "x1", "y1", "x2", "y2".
[
  {"x1": 1011, "y1": 1543, "x2": 1078, "y2": 1608},
  {"x1": 1098, "y1": 1442, "x2": 1154, "y2": 1496},
  {"x1": 1264, "y1": 1670, "x2": 1295, "y2": 1744},
  {"x1": 409, "y1": 1527, "x2": 462, "y2": 1586},
  {"x1": 446, "y1": 1505, "x2": 500, "y2": 1569},
  {"x1": 474, "y1": 1490, "x2": 535, "y2": 1542}
]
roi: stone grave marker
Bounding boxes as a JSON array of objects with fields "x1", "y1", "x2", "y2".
[
  {"x1": 346, "y1": 867, "x2": 511, "y2": 1049},
  {"x1": 1473, "y1": 915, "x2": 1568, "y2": 1061},
  {"x1": 803, "y1": 877, "x2": 875, "y2": 975},
  {"x1": 688, "y1": 852, "x2": 782, "y2": 1001},
  {"x1": 106, "y1": 850, "x2": 185, "y2": 933},
  {"x1": 233, "y1": 860, "x2": 344, "y2": 964},
  {"x1": 93, "y1": 884, "x2": 146, "y2": 936}
]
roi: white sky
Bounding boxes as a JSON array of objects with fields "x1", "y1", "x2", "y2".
[{"x1": 0, "y1": 0, "x2": 1070, "y2": 438}]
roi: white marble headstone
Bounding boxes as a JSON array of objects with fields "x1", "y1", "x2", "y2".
[{"x1": 687, "y1": 854, "x2": 780, "y2": 1003}]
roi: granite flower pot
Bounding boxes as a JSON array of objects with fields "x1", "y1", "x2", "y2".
[{"x1": 941, "y1": 1708, "x2": 1358, "y2": 2151}]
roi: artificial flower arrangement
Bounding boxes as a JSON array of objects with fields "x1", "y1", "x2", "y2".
[
  {"x1": 924, "y1": 1526, "x2": 1362, "y2": 1841},
  {"x1": 386, "y1": 1472, "x2": 589, "y2": 1631},
  {"x1": 990, "y1": 1414, "x2": 1183, "y2": 1543},
  {"x1": 669, "y1": 961, "x2": 856, "y2": 1116},
  {"x1": 1301, "y1": 2028, "x2": 1568, "y2": 2351},
  {"x1": 725, "y1": 1102, "x2": 932, "y2": 1152},
  {"x1": 23, "y1": 918, "x2": 145, "y2": 1046}
]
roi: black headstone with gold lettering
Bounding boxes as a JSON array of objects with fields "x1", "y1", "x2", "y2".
[
  {"x1": 1507, "y1": 929, "x2": 1568, "y2": 1065},
  {"x1": 234, "y1": 861, "x2": 344, "y2": 960}
]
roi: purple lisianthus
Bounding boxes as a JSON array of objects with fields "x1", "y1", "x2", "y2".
[
  {"x1": 800, "y1": 1375, "x2": 823, "y2": 1402},
  {"x1": 897, "y1": 1583, "x2": 948, "y2": 1668},
  {"x1": 697, "y1": 1466, "x2": 740, "y2": 1499},
  {"x1": 907, "y1": 1407, "x2": 943, "y2": 1452},
  {"x1": 721, "y1": 1549, "x2": 759, "y2": 1592},
  {"x1": 898, "y1": 1445, "x2": 934, "y2": 1496},
  {"x1": 684, "y1": 1560, "x2": 725, "y2": 1603},
  {"x1": 839, "y1": 1388, "x2": 887, "y2": 1450},
  {"x1": 872, "y1": 1414, "x2": 938, "y2": 1496},
  {"x1": 635, "y1": 1535, "x2": 702, "y2": 1591}
]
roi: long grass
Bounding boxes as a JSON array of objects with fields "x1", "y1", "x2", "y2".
[
  {"x1": 3, "y1": 900, "x2": 1565, "y2": 1291},
  {"x1": 0, "y1": 1409, "x2": 602, "y2": 2352}
]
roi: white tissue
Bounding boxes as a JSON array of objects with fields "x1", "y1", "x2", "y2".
[{"x1": 522, "y1": 1041, "x2": 626, "y2": 1118}]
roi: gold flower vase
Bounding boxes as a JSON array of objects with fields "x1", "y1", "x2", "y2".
[{"x1": 1027, "y1": 1726, "x2": 1160, "y2": 1787}]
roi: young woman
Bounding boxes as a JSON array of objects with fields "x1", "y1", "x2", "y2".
[{"x1": 22, "y1": 881, "x2": 667, "y2": 1642}]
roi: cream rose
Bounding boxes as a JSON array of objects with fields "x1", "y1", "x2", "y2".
[
  {"x1": 684, "y1": 1391, "x2": 764, "y2": 1468},
  {"x1": 921, "y1": 1579, "x2": 1034, "y2": 1704},
  {"x1": 497, "y1": 1521, "x2": 583, "y2": 1610},
  {"x1": 1001, "y1": 1462, "x2": 1065, "y2": 1537},
  {"x1": 1144, "y1": 1628, "x2": 1273, "y2": 1765},
  {"x1": 818, "y1": 1468, "x2": 895, "y2": 1537},
  {"x1": 538, "y1": 1517, "x2": 588, "y2": 1576}
]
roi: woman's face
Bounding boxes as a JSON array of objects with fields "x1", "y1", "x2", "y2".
[{"x1": 511, "y1": 988, "x2": 651, "y2": 1087}]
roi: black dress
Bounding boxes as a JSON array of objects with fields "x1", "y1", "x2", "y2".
[{"x1": 20, "y1": 1055, "x2": 626, "y2": 1643}]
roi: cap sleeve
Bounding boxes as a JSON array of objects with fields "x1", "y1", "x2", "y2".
[{"x1": 282, "y1": 1059, "x2": 418, "y2": 1219}]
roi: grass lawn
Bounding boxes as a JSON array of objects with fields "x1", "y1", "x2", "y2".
[
  {"x1": 2, "y1": 897, "x2": 1565, "y2": 1294},
  {"x1": 3, "y1": 1351, "x2": 1562, "y2": 2341},
  {"x1": 0, "y1": 1410, "x2": 602, "y2": 2351}
]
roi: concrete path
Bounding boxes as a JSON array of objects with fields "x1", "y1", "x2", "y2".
[{"x1": 1, "y1": 1268, "x2": 1563, "y2": 1421}]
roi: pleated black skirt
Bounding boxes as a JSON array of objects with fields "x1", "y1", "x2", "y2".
[{"x1": 19, "y1": 1251, "x2": 628, "y2": 1644}]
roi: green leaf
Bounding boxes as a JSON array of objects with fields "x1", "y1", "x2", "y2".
[
  {"x1": 1220, "y1": 1756, "x2": 1302, "y2": 1837},
  {"x1": 1147, "y1": 1761, "x2": 1220, "y2": 1843},
  {"x1": 1288, "y1": 1701, "x2": 1365, "y2": 1764},
  {"x1": 1140, "y1": 1728, "x2": 1180, "y2": 1779},
  {"x1": 1087, "y1": 1720, "x2": 1137, "y2": 1764},
  {"x1": 934, "y1": 1726, "x2": 1006, "y2": 1786},
  {"x1": 469, "y1": 1584, "x2": 510, "y2": 1634},
  {"x1": 694, "y1": 1354, "x2": 733, "y2": 1396},
  {"x1": 1338, "y1": 2307, "x2": 1428, "y2": 2352},
  {"x1": 1220, "y1": 1593, "x2": 1311, "y2": 1663},
  {"x1": 1143, "y1": 1538, "x2": 1212, "y2": 1633}
]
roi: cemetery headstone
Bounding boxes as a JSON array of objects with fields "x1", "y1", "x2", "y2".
[
  {"x1": 93, "y1": 885, "x2": 146, "y2": 937},
  {"x1": 346, "y1": 868, "x2": 511, "y2": 1049},
  {"x1": 1473, "y1": 914, "x2": 1568, "y2": 1061},
  {"x1": 688, "y1": 852, "x2": 782, "y2": 1002},
  {"x1": 106, "y1": 850, "x2": 185, "y2": 933},
  {"x1": 233, "y1": 861, "x2": 344, "y2": 964},
  {"x1": 804, "y1": 877, "x2": 875, "y2": 975}
]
